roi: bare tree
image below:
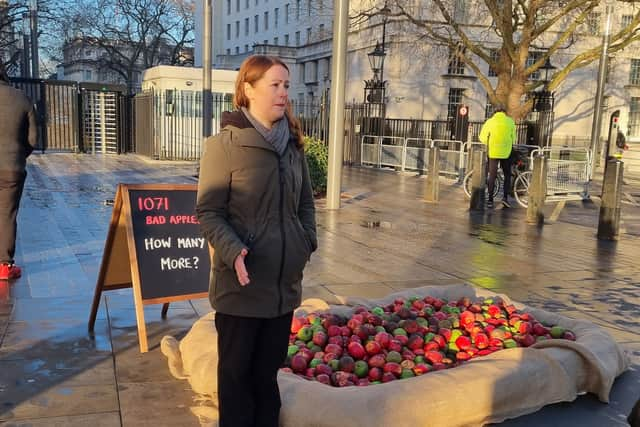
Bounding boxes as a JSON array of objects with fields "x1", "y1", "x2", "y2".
[
  {"x1": 357, "y1": 0, "x2": 640, "y2": 120},
  {"x1": 56, "y1": 0, "x2": 194, "y2": 93},
  {"x1": 0, "y1": 0, "x2": 28, "y2": 74}
]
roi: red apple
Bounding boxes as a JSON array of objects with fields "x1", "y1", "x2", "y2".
[
  {"x1": 388, "y1": 339, "x2": 403, "y2": 352},
  {"x1": 291, "y1": 354, "x2": 307, "y2": 373},
  {"x1": 368, "y1": 354, "x2": 386, "y2": 368},
  {"x1": 368, "y1": 367, "x2": 382, "y2": 381},
  {"x1": 383, "y1": 362, "x2": 402, "y2": 376},
  {"x1": 365, "y1": 340, "x2": 382, "y2": 355},
  {"x1": 374, "y1": 332, "x2": 391, "y2": 349},
  {"x1": 324, "y1": 343, "x2": 343, "y2": 357},
  {"x1": 455, "y1": 335, "x2": 472, "y2": 351},
  {"x1": 347, "y1": 341, "x2": 366, "y2": 359}
]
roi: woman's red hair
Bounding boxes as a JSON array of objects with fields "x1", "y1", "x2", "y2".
[{"x1": 233, "y1": 55, "x2": 304, "y2": 148}]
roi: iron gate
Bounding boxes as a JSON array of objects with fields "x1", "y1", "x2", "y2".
[
  {"x1": 9, "y1": 78, "x2": 130, "y2": 154},
  {"x1": 10, "y1": 78, "x2": 80, "y2": 152}
]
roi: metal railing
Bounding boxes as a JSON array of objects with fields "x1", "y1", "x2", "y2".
[
  {"x1": 530, "y1": 147, "x2": 591, "y2": 201},
  {"x1": 361, "y1": 135, "x2": 465, "y2": 177}
]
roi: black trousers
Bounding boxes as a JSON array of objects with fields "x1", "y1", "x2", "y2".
[
  {"x1": 487, "y1": 157, "x2": 511, "y2": 201},
  {"x1": 215, "y1": 310, "x2": 293, "y2": 427},
  {"x1": 0, "y1": 172, "x2": 26, "y2": 264}
]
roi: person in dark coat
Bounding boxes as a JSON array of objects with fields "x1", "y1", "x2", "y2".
[
  {"x1": 0, "y1": 62, "x2": 38, "y2": 281},
  {"x1": 196, "y1": 55, "x2": 317, "y2": 427}
]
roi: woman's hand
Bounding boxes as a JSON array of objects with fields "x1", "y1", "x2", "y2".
[{"x1": 234, "y1": 248, "x2": 250, "y2": 286}]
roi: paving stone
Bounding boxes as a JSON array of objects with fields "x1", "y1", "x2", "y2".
[
  {"x1": 0, "y1": 412, "x2": 121, "y2": 427},
  {"x1": 118, "y1": 382, "x2": 200, "y2": 427},
  {"x1": 2, "y1": 154, "x2": 638, "y2": 426},
  {"x1": 0, "y1": 383, "x2": 118, "y2": 422}
]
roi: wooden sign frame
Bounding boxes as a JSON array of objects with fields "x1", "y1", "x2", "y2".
[{"x1": 88, "y1": 183, "x2": 209, "y2": 353}]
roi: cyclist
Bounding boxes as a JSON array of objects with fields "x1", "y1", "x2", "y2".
[{"x1": 479, "y1": 105, "x2": 516, "y2": 208}]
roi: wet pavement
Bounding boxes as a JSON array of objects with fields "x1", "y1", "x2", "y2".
[{"x1": 0, "y1": 153, "x2": 638, "y2": 426}]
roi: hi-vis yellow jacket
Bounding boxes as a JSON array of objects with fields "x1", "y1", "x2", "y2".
[{"x1": 479, "y1": 112, "x2": 516, "y2": 159}]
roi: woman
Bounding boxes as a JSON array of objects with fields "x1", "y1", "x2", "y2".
[{"x1": 196, "y1": 55, "x2": 317, "y2": 427}]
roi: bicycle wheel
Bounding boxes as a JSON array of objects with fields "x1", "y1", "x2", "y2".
[
  {"x1": 463, "y1": 171, "x2": 474, "y2": 198},
  {"x1": 463, "y1": 170, "x2": 501, "y2": 200},
  {"x1": 514, "y1": 171, "x2": 532, "y2": 208}
]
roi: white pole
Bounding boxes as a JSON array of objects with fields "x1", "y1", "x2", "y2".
[{"x1": 326, "y1": 0, "x2": 349, "y2": 210}]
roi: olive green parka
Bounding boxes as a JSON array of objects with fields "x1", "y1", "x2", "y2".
[{"x1": 196, "y1": 111, "x2": 317, "y2": 318}]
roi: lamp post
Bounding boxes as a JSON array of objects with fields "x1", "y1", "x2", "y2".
[
  {"x1": 363, "y1": 4, "x2": 390, "y2": 118},
  {"x1": 363, "y1": 42, "x2": 386, "y2": 133},
  {"x1": 29, "y1": 0, "x2": 38, "y2": 78},
  {"x1": 533, "y1": 56, "x2": 556, "y2": 147},
  {"x1": 589, "y1": 0, "x2": 614, "y2": 177}
]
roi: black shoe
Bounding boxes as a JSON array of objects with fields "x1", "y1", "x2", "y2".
[
  {"x1": 487, "y1": 199, "x2": 494, "y2": 209},
  {"x1": 502, "y1": 199, "x2": 512, "y2": 208}
]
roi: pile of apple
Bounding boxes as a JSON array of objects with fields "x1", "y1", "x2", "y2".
[{"x1": 282, "y1": 295, "x2": 576, "y2": 387}]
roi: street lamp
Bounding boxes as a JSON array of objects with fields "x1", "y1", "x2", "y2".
[
  {"x1": 532, "y1": 56, "x2": 557, "y2": 147},
  {"x1": 540, "y1": 57, "x2": 557, "y2": 86},
  {"x1": 367, "y1": 42, "x2": 386, "y2": 83},
  {"x1": 533, "y1": 56, "x2": 556, "y2": 112},
  {"x1": 363, "y1": 4, "x2": 391, "y2": 111}
]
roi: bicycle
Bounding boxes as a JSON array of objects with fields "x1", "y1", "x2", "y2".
[{"x1": 462, "y1": 146, "x2": 534, "y2": 208}]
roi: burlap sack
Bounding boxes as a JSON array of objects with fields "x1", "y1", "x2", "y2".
[{"x1": 161, "y1": 284, "x2": 629, "y2": 426}]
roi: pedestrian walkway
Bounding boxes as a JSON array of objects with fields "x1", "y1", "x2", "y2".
[{"x1": 0, "y1": 153, "x2": 638, "y2": 426}]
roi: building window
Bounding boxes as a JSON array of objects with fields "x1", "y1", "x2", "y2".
[
  {"x1": 254, "y1": 15, "x2": 259, "y2": 33},
  {"x1": 447, "y1": 88, "x2": 464, "y2": 119},
  {"x1": 285, "y1": 4, "x2": 290, "y2": 24},
  {"x1": 235, "y1": 21, "x2": 240, "y2": 38},
  {"x1": 587, "y1": 12, "x2": 601, "y2": 35},
  {"x1": 307, "y1": 27, "x2": 312, "y2": 43},
  {"x1": 227, "y1": 0, "x2": 231, "y2": 15},
  {"x1": 630, "y1": 59, "x2": 640, "y2": 85},
  {"x1": 307, "y1": 0, "x2": 311, "y2": 16},
  {"x1": 235, "y1": 46, "x2": 240, "y2": 54},
  {"x1": 629, "y1": 97, "x2": 640, "y2": 137},
  {"x1": 488, "y1": 49, "x2": 499, "y2": 77},
  {"x1": 264, "y1": 39, "x2": 268, "y2": 44},
  {"x1": 319, "y1": 23, "x2": 325, "y2": 39},
  {"x1": 447, "y1": 45, "x2": 465, "y2": 75},
  {"x1": 622, "y1": 15, "x2": 633, "y2": 28},
  {"x1": 244, "y1": 18, "x2": 249, "y2": 35},
  {"x1": 227, "y1": 23, "x2": 231, "y2": 40},
  {"x1": 84, "y1": 70, "x2": 92, "y2": 80},
  {"x1": 264, "y1": 11, "x2": 269, "y2": 30},
  {"x1": 296, "y1": 0, "x2": 300, "y2": 20},
  {"x1": 226, "y1": 48, "x2": 231, "y2": 55},
  {"x1": 255, "y1": 0, "x2": 258, "y2": 5},
  {"x1": 295, "y1": 31, "x2": 300, "y2": 46},
  {"x1": 275, "y1": 8, "x2": 279, "y2": 28},
  {"x1": 236, "y1": 0, "x2": 240, "y2": 12},
  {"x1": 274, "y1": 37, "x2": 278, "y2": 44},
  {"x1": 319, "y1": 0, "x2": 323, "y2": 11},
  {"x1": 245, "y1": 44, "x2": 249, "y2": 52},
  {"x1": 284, "y1": 34, "x2": 289, "y2": 45},
  {"x1": 245, "y1": 0, "x2": 249, "y2": 8},
  {"x1": 526, "y1": 51, "x2": 543, "y2": 80}
]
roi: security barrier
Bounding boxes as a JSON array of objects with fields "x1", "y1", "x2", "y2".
[{"x1": 530, "y1": 147, "x2": 591, "y2": 201}]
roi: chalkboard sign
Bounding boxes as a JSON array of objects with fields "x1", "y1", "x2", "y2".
[
  {"x1": 128, "y1": 188, "x2": 210, "y2": 300},
  {"x1": 89, "y1": 184, "x2": 211, "y2": 353}
]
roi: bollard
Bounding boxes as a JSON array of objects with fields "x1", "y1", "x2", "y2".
[
  {"x1": 469, "y1": 145, "x2": 487, "y2": 210},
  {"x1": 597, "y1": 159, "x2": 624, "y2": 240},
  {"x1": 425, "y1": 147, "x2": 440, "y2": 202},
  {"x1": 527, "y1": 154, "x2": 547, "y2": 225}
]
